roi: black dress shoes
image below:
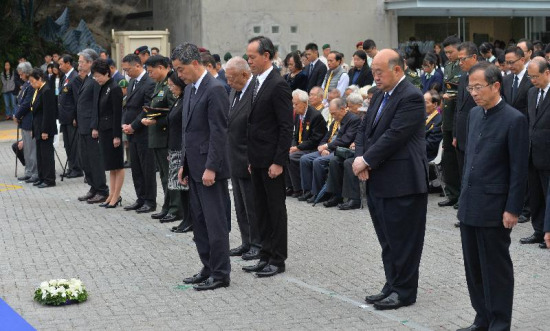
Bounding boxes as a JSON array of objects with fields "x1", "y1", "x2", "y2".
[
  {"x1": 453, "y1": 203, "x2": 459, "y2": 210},
  {"x1": 323, "y1": 196, "x2": 343, "y2": 208},
  {"x1": 25, "y1": 177, "x2": 39, "y2": 183},
  {"x1": 438, "y1": 199, "x2": 458, "y2": 207},
  {"x1": 518, "y1": 215, "x2": 530, "y2": 223},
  {"x1": 519, "y1": 233, "x2": 544, "y2": 244},
  {"x1": 193, "y1": 277, "x2": 230, "y2": 291},
  {"x1": 373, "y1": 292, "x2": 411, "y2": 310},
  {"x1": 87, "y1": 194, "x2": 107, "y2": 204},
  {"x1": 151, "y1": 211, "x2": 168, "y2": 219},
  {"x1": 229, "y1": 244, "x2": 250, "y2": 256},
  {"x1": 291, "y1": 190, "x2": 303, "y2": 198},
  {"x1": 338, "y1": 199, "x2": 361, "y2": 210},
  {"x1": 456, "y1": 324, "x2": 488, "y2": 331},
  {"x1": 183, "y1": 272, "x2": 209, "y2": 284},
  {"x1": 306, "y1": 194, "x2": 317, "y2": 203},
  {"x1": 242, "y1": 247, "x2": 261, "y2": 260},
  {"x1": 297, "y1": 191, "x2": 313, "y2": 201},
  {"x1": 65, "y1": 171, "x2": 83, "y2": 179},
  {"x1": 173, "y1": 224, "x2": 193, "y2": 233},
  {"x1": 285, "y1": 187, "x2": 294, "y2": 196},
  {"x1": 539, "y1": 242, "x2": 548, "y2": 249},
  {"x1": 17, "y1": 175, "x2": 30, "y2": 181},
  {"x1": 124, "y1": 201, "x2": 143, "y2": 211},
  {"x1": 136, "y1": 205, "x2": 156, "y2": 213},
  {"x1": 78, "y1": 191, "x2": 94, "y2": 201},
  {"x1": 255, "y1": 264, "x2": 285, "y2": 278},
  {"x1": 37, "y1": 182, "x2": 55, "y2": 188},
  {"x1": 32, "y1": 180, "x2": 44, "y2": 186},
  {"x1": 365, "y1": 292, "x2": 388, "y2": 304},
  {"x1": 242, "y1": 260, "x2": 268, "y2": 273},
  {"x1": 160, "y1": 213, "x2": 179, "y2": 223},
  {"x1": 454, "y1": 222, "x2": 461, "y2": 228}
]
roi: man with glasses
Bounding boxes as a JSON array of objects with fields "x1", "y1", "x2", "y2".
[{"x1": 457, "y1": 61, "x2": 528, "y2": 331}]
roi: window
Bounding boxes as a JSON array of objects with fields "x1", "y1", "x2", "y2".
[
  {"x1": 290, "y1": 26, "x2": 298, "y2": 33},
  {"x1": 272, "y1": 25, "x2": 279, "y2": 33},
  {"x1": 290, "y1": 44, "x2": 299, "y2": 52},
  {"x1": 253, "y1": 26, "x2": 261, "y2": 33}
]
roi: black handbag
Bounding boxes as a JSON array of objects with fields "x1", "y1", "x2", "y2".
[{"x1": 334, "y1": 147, "x2": 355, "y2": 159}]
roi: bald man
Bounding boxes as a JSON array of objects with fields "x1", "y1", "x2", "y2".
[{"x1": 353, "y1": 49, "x2": 428, "y2": 310}]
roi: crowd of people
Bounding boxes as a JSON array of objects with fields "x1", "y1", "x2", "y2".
[{"x1": 3, "y1": 33, "x2": 550, "y2": 331}]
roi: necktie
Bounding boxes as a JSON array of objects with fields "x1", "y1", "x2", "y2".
[
  {"x1": 328, "y1": 121, "x2": 340, "y2": 143},
  {"x1": 132, "y1": 79, "x2": 139, "y2": 93},
  {"x1": 373, "y1": 93, "x2": 389, "y2": 126},
  {"x1": 512, "y1": 75, "x2": 519, "y2": 100},
  {"x1": 252, "y1": 77, "x2": 260, "y2": 103},
  {"x1": 298, "y1": 116, "x2": 304, "y2": 144},
  {"x1": 536, "y1": 89, "x2": 545, "y2": 114},
  {"x1": 231, "y1": 91, "x2": 241, "y2": 110},
  {"x1": 308, "y1": 63, "x2": 314, "y2": 78},
  {"x1": 323, "y1": 71, "x2": 334, "y2": 99}
]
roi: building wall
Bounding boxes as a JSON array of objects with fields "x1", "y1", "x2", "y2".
[{"x1": 153, "y1": 0, "x2": 397, "y2": 61}]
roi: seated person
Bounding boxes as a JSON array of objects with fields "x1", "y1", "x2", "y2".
[
  {"x1": 321, "y1": 88, "x2": 341, "y2": 128},
  {"x1": 286, "y1": 89, "x2": 327, "y2": 197},
  {"x1": 308, "y1": 86, "x2": 325, "y2": 111},
  {"x1": 298, "y1": 98, "x2": 360, "y2": 203},
  {"x1": 424, "y1": 90, "x2": 443, "y2": 161}
]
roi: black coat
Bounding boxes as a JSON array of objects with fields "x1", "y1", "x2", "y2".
[
  {"x1": 458, "y1": 101, "x2": 528, "y2": 227},
  {"x1": 57, "y1": 69, "x2": 80, "y2": 125},
  {"x1": 76, "y1": 75, "x2": 100, "y2": 135},
  {"x1": 97, "y1": 79, "x2": 123, "y2": 139},
  {"x1": 167, "y1": 97, "x2": 184, "y2": 151},
  {"x1": 453, "y1": 72, "x2": 477, "y2": 151},
  {"x1": 122, "y1": 72, "x2": 155, "y2": 143},
  {"x1": 347, "y1": 65, "x2": 374, "y2": 88},
  {"x1": 305, "y1": 60, "x2": 328, "y2": 92},
  {"x1": 321, "y1": 112, "x2": 360, "y2": 151},
  {"x1": 528, "y1": 86, "x2": 550, "y2": 171},
  {"x1": 356, "y1": 79, "x2": 428, "y2": 198},
  {"x1": 426, "y1": 112, "x2": 443, "y2": 161},
  {"x1": 247, "y1": 69, "x2": 293, "y2": 168},
  {"x1": 502, "y1": 72, "x2": 532, "y2": 116},
  {"x1": 31, "y1": 84, "x2": 58, "y2": 138},
  {"x1": 284, "y1": 71, "x2": 308, "y2": 91},
  {"x1": 14, "y1": 81, "x2": 34, "y2": 131},
  {"x1": 228, "y1": 85, "x2": 253, "y2": 178},
  {"x1": 292, "y1": 105, "x2": 327, "y2": 151}
]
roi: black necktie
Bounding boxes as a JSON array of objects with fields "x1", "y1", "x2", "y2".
[
  {"x1": 536, "y1": 89, "x2": 545, "y2": 114},
  {"x1": 308, "y1": 63, "x2": 314, "y2": 77},
  {"x1": 252, "y1": 77, "x2": 260, "y2": 103},
  {"x1": 231, "y1": 91, "x2": 241, "y2": 110},
  {"x1": 512, "y1": 75, "x2": 519, "y2": 100}
]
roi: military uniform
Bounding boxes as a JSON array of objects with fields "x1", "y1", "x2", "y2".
[
  {"x1": 441, "y1": 60, "x2": 462, "y2": 202},
  {"x1": 405, "y1": 68, "x2": 422, "y2": 90},
  {"x1": 149, "y1": 75, "x2": 182, "y2": 218}
]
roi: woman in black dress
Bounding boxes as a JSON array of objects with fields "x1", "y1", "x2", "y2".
[
  {"x1": 166, "y1": 72, "x2": 192, "y2": 233},
  {"x1": 283, "y1": 51, "x2": 308, "y2": 91},
  {"x1": 91, "y1": 59, "x2": 125, "y2": 208}
]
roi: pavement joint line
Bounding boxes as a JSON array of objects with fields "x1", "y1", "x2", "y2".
[{"x1": 283, "y1": 276, "x2": 433, "y2": 331}]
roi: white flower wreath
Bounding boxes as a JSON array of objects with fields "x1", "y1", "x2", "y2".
[{"x1": 34, "y1": 278, "x2": 88, "y2": 306}]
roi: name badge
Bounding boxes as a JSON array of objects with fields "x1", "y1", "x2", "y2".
[{"x1": 158, "y1": 90, "x2": 165, "y2": 97}]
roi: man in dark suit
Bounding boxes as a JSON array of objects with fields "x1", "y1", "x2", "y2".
[
  {"x1": 225, "y1": 56, "x2": 262, "y2": 260},
  {"x1": 352, "y1": 49, "x2": 428, "y2": 310},
  {"x1": 75, "y1": 49, "x2": 109, "y2": 203},
  {"x1": 107, "y1": 58, "x2": 124, "y2": 84},
  {"x1": 242, "y1": 36, "x2": 293, "y2": 278},
  {"x1": 172, "y1": 43, "x2": 232, "y2": 291},
  {"x1": 502, "y1": 46, "x2": 534, "y2": 224},
  {"x1": 456, "y1": 62, "x2": 528, "y2": 331},
  {"x1": 202, "y1": 53, "x2": 230, "y2": 94},
  {"x1": 522, "y1": 58, "x2": 550, "y2": 248},
  {"x1": 121, "y1": 54, "x2": 157, "y2": 214},
  {"x1": 57, "y1": 54, "x2": 83, "y2": 179},
  {"x1": 287, "y1": 89, "x2": 327, "y2": 197},
  {"x1": 305, "y1": 43, "x2": 328, "y2": 92},
  {"x1": 347, "y1": 50, "x2": 374, "y2": 88}
]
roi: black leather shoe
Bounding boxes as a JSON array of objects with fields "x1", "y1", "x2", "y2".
[
  {"x1": 242, "y1": 247, "x2": 261, "y2": 260},
  {"x1": 229, "y1": 244, "x2": 250, "y2": 256},
  {"x1": 323, "y1": 196, "x2": 343, "y2": 208},
  {"x1": 373, "y1": 292, "x2": 411, "y2": 310},
  {"x1": 124, "y1": 201, "x2": 143, "y2": 211},
  {"x1": 242, "y1": 260, "x2": 268, "y2": 273},
  {"x1": 456, "y1": 324, "x2": 488, "y2": 331},
  {"x1": 32, "y1": 180, "x2": 44, "y2": 186},
  {"x1": 65, "y1": 172, "x2": 83, "y2": 179},
  {"x1": 539, "y1": 242, "x2": 548, "y2": 249},
  {"x1": 285, "y1": 187, "x2": 294, "y2": 196},
  {"x1": 438, "y1": 199, "x2": 458, "y2": 207},
  {"x1": 519, "y1": 233, "x2": 544, "y2": 244},
  {"x1": 306, "y1": 194, "x2": 317, "y2": 203},
  {"x1": 17, "y1": 175, "x2": 30, "y2": 181},
  {"x1": 37, "y1": 182, "x2": 55, "y2": 188},
  {"x1": 255, "y1": 264, "x2": 285, "y2": 278},
  {"x1": 338, "y1": 199, "x2": 361, "y2": 210},
  {"x1": 365, "y1": 292, "x2": 388, "y2": 304},
  {"x1": 25, "y1": 177, "x2": 39, "y2": 183},
  {"x1": 193, "y1": 277, "x2": 230, "y2": 291},
  {"x1": 87, "y1": 194, "x2": 107, "y2": 204},
  {"x1": 173, "y1": 224, "x2": 193, "y2": 233},
  {"x1": 453, "y1": 203, "x2": 459, "y2": 210},
  {"x1": 291, "y1": 190, "x2": 303, "y2": 198},
  {"x1": 518, "y1": 215, "x2": 530, "y2": 223},
  {"x1": 183, "y1": 272, "x2": 209, "y2": 284},
  {"x1": 297, "y1": 191, "x2": 313, "y2": 201},
  {"x1": 160, "y1": 213, "x2": 179, "y2": 223},
  {"x1": 454, "y1": 222, "x2": 461, "y2": 228},
  {"x1": 151, "y1": 211, "x2": 168, "y2": 219},
  {"x1": 136, "y1": 205, "x2": 156, "y2": 213},
  {"x1": 78, "y1": 191, "x2": 95, "y2": 201}
]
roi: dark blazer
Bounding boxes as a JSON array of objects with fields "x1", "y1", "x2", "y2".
[
  {"x1": 293, "y1": 105, "x2": 327, "y2": 151},
  {"x1": 167, "y1": 97, "x2": 183, "y2": 151},
  {"x1": 426, "y1": 112, "x2": 443, "y2": 161},
  {"x1": 182, "y1": 72, "x2": 230, "y2": 182},
  {"x1": 57, "y1": 69, "x2": 80, "y2": 125},
  {"x1": 112, "y1": 71, "x2": 124, "y2": 84},
  {"x1": 122, "y1": 72, "x2": 155, "y2": 142},
  {"x1": 355, "y1": 79, "x2": 428, "y2": 198},
  {"x1": 453, "y1": 72, "x2": 477, "y2": 151},
  {"x1": 306, "y1": 59, "x2": 328, "y2": 92},
  {"x1": 14, "y1": 81, "x2": 34, "y2": 131},
  {"x1": 528, "y1": 86, "x2": 550, "y2": 171},
  {"x1": 458, "y1": 101, "x2": 528, "y2": 227},
  {"x1": 284, "y1": 71, "x2": 308, "y2": 91},
  {"x1": 216, "y1": 75, "x2": 231, "y2": 94},
  {"x1": 228, "y1": 85, "x2": 253, "y2": 178},
  {"x1": 321, "y1": 112, "x2": 360, "y2": 150},
  {"x1": 247, "y1": 70, "x2": 294, "y2": 168},
  {"x1": 421, "y1": 70, "x2": 443, "y2": 93},
  {"x1": 347, "y1": 65, "x2": 374, "y2": 88},
  {"x1": 76, "y1": 75, "x2": 100, "y2": 135},
  {"x1": 31, "y1": 84, "x2": 58, "y2": 138},
  {"x1": 502, "y1": 72, "x2": 532, "y2": 116},
  {"x1": 97, "y1": 79, "x2": 123, "y2": 139}
]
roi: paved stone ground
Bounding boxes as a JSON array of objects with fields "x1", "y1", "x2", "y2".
[{"x1": 0, "y1": 120, "x2": 549, "y2": 330}]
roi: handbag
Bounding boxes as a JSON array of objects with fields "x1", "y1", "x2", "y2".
[{"x1": 334, "y1": 146, "x2": 355, "y2": 159}]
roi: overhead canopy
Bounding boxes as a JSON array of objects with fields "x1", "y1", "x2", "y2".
[{"x1": 385, "y1": 0, "x2": 550, "y2": 17}]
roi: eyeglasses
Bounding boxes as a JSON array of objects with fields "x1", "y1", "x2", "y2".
[
  {"x1": 466, "y1": 84, "x2": 492, "y2": 93},
  {"x1": 505, "y1": 58, "x2": 521, "y2": 66},
  {"x1": 527, "y1": 74, "x2": 541, "y2": 80},
  {"x1": 458, "y1": 55, "x2": 474, "y2": 62}
]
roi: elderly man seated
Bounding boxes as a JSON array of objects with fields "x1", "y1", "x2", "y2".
[
  {"x1": 308, "y1": 86, "x2": 325, "y2": 112},
  {"x1": 321, "y1": 88, "x2": 341, "y2": 128},
  {"x1": 298, "y1": 98, "x2": 360, "y2": 203},
  {"x1": 286, "y1": 89, "x2": 327, "y2": 197}
]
